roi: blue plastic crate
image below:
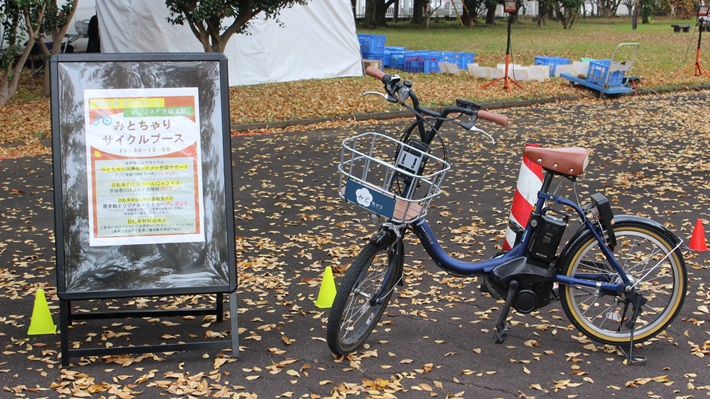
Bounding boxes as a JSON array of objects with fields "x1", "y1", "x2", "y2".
[
  {"x1": 363, "y1": 51, "x2": 385, "y2": 62},
  {"x1": 440, "y1": 52, "x2": 475, "y2": 71},
  {"x1": 384, "y1": 46, "x2": 406, "y2": 68},
  {"x1": 404, "y1": 51, "x2": 442, "y2": 74},
  {"x1": 404, "y1": 52, "x2": 424, "y2": 73},
  {"x1": 444, "y1": 52, "x2": 475, "y2": 70},
  {"x1": 587, "y1": 59, "x2": 625, "y2": 87},
  {"x1": 389, "y1": 48, "x2": 407, "y2": 70},
  {"x1": 534, "y1": 56, "x2": 572, "y2": 76},
  {"x1": 357, "y1": 34, "x2": 386, "y2": 57},
  {"x1": 456, "y1": 52, "x2": 475, "y2": 70}
]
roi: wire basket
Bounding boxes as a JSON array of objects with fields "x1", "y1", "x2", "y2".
[{"x1": 338, "y1": 132, "x2": 450, "y2": 223}]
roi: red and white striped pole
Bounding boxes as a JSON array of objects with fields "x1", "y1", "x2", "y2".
[{"x1": 502, "y1": 144, "x2": 544, "y2": 251}]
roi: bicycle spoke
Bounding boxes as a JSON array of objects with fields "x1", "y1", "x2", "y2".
[{"x1": 560, "y1": 224, "x2": 686, "y2": 344}]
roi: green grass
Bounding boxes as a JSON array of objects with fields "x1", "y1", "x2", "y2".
[
  {"x1": 357, "y1": 16, "x2": 705, "y2": 85},
  {"x1": 4, "y1": 16, "x2": 710, "y2": 155}
]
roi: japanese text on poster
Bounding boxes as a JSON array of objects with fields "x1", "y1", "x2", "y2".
[{"x1": 85, "y1": 88, "x2": 204, "y2": 246}]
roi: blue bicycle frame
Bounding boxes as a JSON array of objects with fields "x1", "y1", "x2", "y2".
[{"x1": 410, "y1": 173, "x2": 628, "y2": 295}]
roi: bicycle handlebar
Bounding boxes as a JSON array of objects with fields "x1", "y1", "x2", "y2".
[
  {"x1": 477, "y1": 110, "x2": 508, "y2": 126},
  {"x1": 364, "y1": 66, "x2": 508, "y2": 127},
  {"x1": 366, "y1": 66, "x2": 387, "y2": 82}
]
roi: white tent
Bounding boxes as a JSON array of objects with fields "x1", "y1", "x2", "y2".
[{"x1": 96, "y1": 0, "x2": 363, "y2": 86}]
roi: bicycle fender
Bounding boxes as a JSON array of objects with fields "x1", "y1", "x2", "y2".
[
  {"x1": 558, "y1": 215, "x2": 684, "y2": 270},
  {"x1": 612, "y1": 215, "x2": 684, "y2": 247}
]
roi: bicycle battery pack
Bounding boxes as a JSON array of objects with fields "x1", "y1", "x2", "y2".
[{"x1": 527, "y1": 210, "x2": 568, "y2": 264}]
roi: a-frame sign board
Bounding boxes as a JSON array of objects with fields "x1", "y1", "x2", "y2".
[{"x1": 50, "y1": 53, "x2": 238, "y2": 366}]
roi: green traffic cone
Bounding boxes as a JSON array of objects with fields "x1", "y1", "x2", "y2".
[
  {"x1": 314, "y1": 267, "x2": 337, "y2": 309},
  {"x1": 27, "y1": 289, "x2": 57, "y2": 335}
]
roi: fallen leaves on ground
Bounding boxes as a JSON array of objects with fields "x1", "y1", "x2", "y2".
[{"x1": 0, "y1": 86, "x2": 709, "y2": 398}]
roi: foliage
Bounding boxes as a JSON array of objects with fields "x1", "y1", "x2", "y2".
[
  {"x1": 0, "y1": 89, "x2": 709, "y2": 398},
  {"x1": 1, "y1": 1, "x2": 24, "y2": 71},
  {"x1": 0, "y1": 0, "x2": 75, "y2": 104},
  {"x1": 164, "y1": 0, "x2": 309, "y2": 53},
  {"x1": 671, "y1": 0, "x2": 697, "y2": 19},
  {"x1": 640, "y1": 0, "x2": 654, "y2": 22},
  {"x1": 4, "y1": 16, "x2": 710, "y2": 154},
  {"x1": 32, "y1": 0, "x2": 77, "y2": 94},
  {"x1": 552, "y1": 0, "x2": 584, "y2": 28},
  {"x1": 0, "y1": 0, "x2": 45, "y2": 106},
  {"x1": 596, "y1": 0, "x2": 624, "y2": 17}
]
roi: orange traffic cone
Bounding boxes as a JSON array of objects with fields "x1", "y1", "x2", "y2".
[{"x1": 689, "y1": 219, "x2": 707, "y2": 252}]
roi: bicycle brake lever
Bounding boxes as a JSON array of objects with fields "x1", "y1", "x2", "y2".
[
  {"x1": 363, "y1": 91, "x2": 400, "y2": 103},
  {"x1": 363, "y1": 91, "x2": 388, "y2": 99},
  {"x1": 463, "y1": 123, "x2": 495, "y2": 144}
]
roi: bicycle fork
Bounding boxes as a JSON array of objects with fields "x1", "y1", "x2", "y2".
[{"x1": 366, "y1": 225, "x2": 406, "y2": 305}]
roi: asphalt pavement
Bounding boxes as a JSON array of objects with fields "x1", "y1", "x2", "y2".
[{"x1": 1, "y1": 90, "x2": 709, "y2": 398}]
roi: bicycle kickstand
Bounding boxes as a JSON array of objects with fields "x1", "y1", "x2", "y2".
[
  {"x1": 493, "y1": 279, "x2": 519, "y2": 344},
  {"x1": 617, "y1": 291, "x2": 648, "y2": 366}
]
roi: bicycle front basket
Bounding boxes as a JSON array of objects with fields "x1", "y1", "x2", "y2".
[{"x1": 338, "y1": 132, "x2": 450, "y2": 223}]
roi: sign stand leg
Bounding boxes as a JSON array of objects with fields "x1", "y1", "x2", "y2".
[
  {"x1": 229, "y1": 291, "x2": 239, "y2": 358},
  {"x1": 58, "y1": 293, "x2": 239, "y2": 367},
  {"x1": 60, "y1": 299, "x2": 71, "y2": 367}
]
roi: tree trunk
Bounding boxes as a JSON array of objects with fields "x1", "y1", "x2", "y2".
[
  {"x1": 0, "y1": 3, "x2": 44, "y2": 106},
  {"x1": 364, "y1": 0, "x2": 387, "y2": 27},
  {"x1": 461, "y1": 0, "x2": 476, "y2": 26},
  {"x1": 365, "y1": 0, "x2": 377, "y2": 27},
  {"x1": 536, "y1": 0, "x2": 548, "y2": 25},
  {"x1": 0, "y1": 48, "x2": 33, "y2": 106},
  {"x1": 376, "y1": 0, "x2": 388, "y2": 26},
  {"x1": 485, "y1": 4, "x2": 496, "y2": 25},
  {"x1": 412, "y1": 0, "x2": 424, "y2": 25},
  {"x1": 44, "y1": 24, "x2": 77, "y2": 95}
]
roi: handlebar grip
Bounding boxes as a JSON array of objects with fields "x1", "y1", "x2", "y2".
[
  {"x1": 365, "y1": 66, "x2": 387, "y2": 82},
  {"x1": 478, "y1": 110, "x2": 508, "y2": 126}
]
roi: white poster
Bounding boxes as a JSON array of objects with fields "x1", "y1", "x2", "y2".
[{"x1": 84, "y1": 87, "x2": 205, "y2": 246}]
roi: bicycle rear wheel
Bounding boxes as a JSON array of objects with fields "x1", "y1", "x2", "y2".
[
  {"x1": 326, "y1": 238, "x2": 403, "y2": 356},
  {"x1": 559, "y1": 221, "x2": 687, "y2": 345}
]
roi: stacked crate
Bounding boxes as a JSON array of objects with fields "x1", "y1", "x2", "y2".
[
  {"x1": 404, "y1": 51, "x2": 443, "y2": 74},
  {"x1": 586, "y1": 59, "x2": 625, "y2": 87},
  {"x1": 534, "y1": 56, "x2": 572, "y2": 77},
  {"x1": 358, "y1": 34, "x2": 386, "y2": 65},
  {"x1": 356, "y1": 34, "x2": 474, "y2": 74},
  {"x1": 445, "y1": 52, "x2": 476, "y2": 71},
  {"x1": 384, "y1": 46, "x2": 407, "y2": 69}
]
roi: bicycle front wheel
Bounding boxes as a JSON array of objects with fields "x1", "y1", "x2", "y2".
[
  {"x1": 326, "y1": 238, "x2": 402, "y2": 356},
  {"x1": 559, "y1": 221, "x2": 687, "y2": 345}
]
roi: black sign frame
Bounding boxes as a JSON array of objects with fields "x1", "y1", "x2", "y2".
[{"x1": 50, "y1": 53, "x2": 238, "y2": 365}]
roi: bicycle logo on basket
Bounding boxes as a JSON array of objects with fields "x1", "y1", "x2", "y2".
[
  {"x1": 326, "y1": 67, "x2": 688, "y2": 365},
  {"x1": 344, "y1": 181, "x2": 394, "y2": 220},
  {"x1": 355, "y1": 187, "x2": 373, "y2": 207}
]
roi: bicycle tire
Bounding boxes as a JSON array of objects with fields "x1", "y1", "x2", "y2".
[
  {"x1": 558, "y1": 221, "x2": 687, "y2": 345},
  {"x1": 326, "y1": 238, "x2": 402, "y2": 356}
]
